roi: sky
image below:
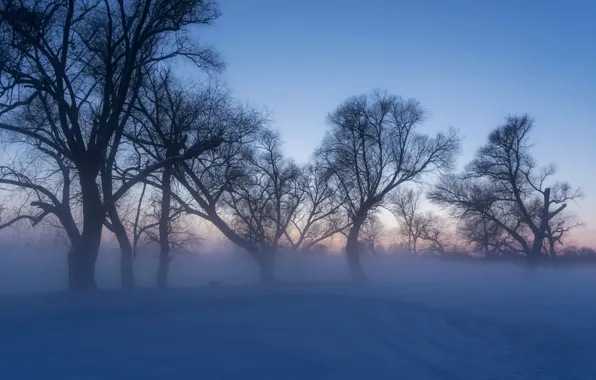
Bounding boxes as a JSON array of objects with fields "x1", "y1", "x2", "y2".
[{"x1": 185, "y1": 0, "x2": 596, "y2": 246}]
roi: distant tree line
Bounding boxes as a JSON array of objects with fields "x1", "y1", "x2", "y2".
[{"x1": 0, "y1": 0, "x2": 588, "y2": 290}]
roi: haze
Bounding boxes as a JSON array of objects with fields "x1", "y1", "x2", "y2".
[{"x1": 0, "y1": 0, "x2": 595, "y2": 379}]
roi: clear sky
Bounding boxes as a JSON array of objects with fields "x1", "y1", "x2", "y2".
[{"x1": 191, "y1": 0, "x2": 596, "y2": 246}]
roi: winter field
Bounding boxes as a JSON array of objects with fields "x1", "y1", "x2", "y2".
[{"x1": 1, "y1": 245, "x2": 596, "y2": 379}]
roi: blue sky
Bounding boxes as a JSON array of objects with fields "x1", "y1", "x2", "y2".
[{"x1": 190, "y1": 0, "x2": 596, "y2": 246}]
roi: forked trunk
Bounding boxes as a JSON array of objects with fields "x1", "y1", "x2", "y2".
[{"x1": 527, "y1": 187, "x2": 560, "y2": 266}]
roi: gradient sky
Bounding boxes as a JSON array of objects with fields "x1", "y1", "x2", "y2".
[{"x1": 189, "y1": 0, "x2": 596, "y2": 246}]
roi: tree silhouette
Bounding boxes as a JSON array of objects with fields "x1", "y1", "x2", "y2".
[
  {"x1": 542, "y1": 209, "x2": 582, "y2": 257},
  {"x1": 224, "y1": 129, "x2": 301, "y2": 282},
  {"x1": 429, "y1": 115, "x2": 582, "y2": 262},
  {"x1": 417, "y1": 213, "x2": 450, "y2": 254},
  {"x1": 167, "y1": 90, "x2": 272, "y2": 281},
  {"x1": 388, "y1": 187, "x2": 426, "y2": 254},
  {"x1": 318, "y1": 90, "x2": 460, "y2": 281},
  {"x1": 0, "y1": 0, "x2": 223, "y2": 289},
  {"x1": 457, "y1": 215, "x2": 507, "y2": 257},
  {"x1": 121, "y1": 69, "x2": 223, "y2": 287}
]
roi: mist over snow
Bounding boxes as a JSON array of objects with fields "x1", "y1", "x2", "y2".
[{"x1": 1, "y1": 243, "x2": 596, "y2": 379}]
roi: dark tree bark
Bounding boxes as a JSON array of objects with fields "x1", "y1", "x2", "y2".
[
  {"x1": 68, "y1": 167, "x2": 103, "y2": 290},
  {"x1": 345, "y1": 214, "x2": 367, "y2": 282}
]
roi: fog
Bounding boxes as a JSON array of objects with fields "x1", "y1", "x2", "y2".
[
  {"x1": 1, "y1": 243, "x2": 595, "y2": 326},
  {"x1": 1, "y1": 244, "x2": 596, "y2": 378}
]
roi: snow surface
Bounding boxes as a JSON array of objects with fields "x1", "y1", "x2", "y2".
[{"x1": 1, "y1": 245, "x2": 596, "y2": 379}]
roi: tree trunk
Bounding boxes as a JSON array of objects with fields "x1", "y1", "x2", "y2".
[
  {"x1": 68, "y1": 240, "x2": 97, "y2": 290},
  {"x1": 528, "y1": 187, "x2": 555, "y2": 265},
  {"x1": 253, "y1": 249, "x2": 276, "y2": 284},
  {"x1": 345, "y1": 216, "x2": 367, "y2": 282},
  {"x1": 108, "y1": 207, "x2": 136, "y2": 289},
  {"x1": 529, "y1": 234, "x2": 545, "y2": 262},
  {"x1": 156, "y1": 163, "x2": 173, "y2": 288},
  {"x1": 68, "y1": 170, "x2": 103, "y2": 291}
]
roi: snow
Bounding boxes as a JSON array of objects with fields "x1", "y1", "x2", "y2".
[{"x1": 1, "y1": 246, "x2": 596, "y2": 379}]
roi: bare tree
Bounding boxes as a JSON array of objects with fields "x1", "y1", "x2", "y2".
[
  {"x1": 224, "y1": 130, "x2": 301, "y2": 282},
  {"x1": 429, "y1": 115, "x2": 582, "y2": 262},
  {"x1": 387, "y1": 187, "x2": 426, "y2": 254},
  {"x1": 457, "y1": 215, "x2": 507, "y2": 257},
  {"x1": 543, "y1": 210, "x2": 582, "y2": 257},
  {"x1": 0, "y1": 0, "x2": 223, "y2": 289},
  {"x1": 417, "y1": 213, "x2": 450, "y2": 254},
  {"x1": 317, "y1": 90, "x2": 460, "y2": 280},
  {"x1": 284, "y1": 164, "x2": 350, "y2": 252},
  {"x1": 387, "y1": 190, "x2": 450, "y2": 255},
  {"x1": 119, "y1": 69, "x2": 225, "y2": 287},
  {"x1": 164, "y1": 92, "x2": 271, "y2": 281}
]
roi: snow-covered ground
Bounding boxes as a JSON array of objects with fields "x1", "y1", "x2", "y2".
[{"x1": 1, "y1": 245, "x2": 595, "y2": 379}]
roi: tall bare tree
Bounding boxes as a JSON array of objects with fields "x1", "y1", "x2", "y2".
[
  {"x1": 317, "y1": 90, "x2": 460, "y2": 281},
  {"x1": 429, "y1": 115, "x2": 582, "y2": 262},
  {"x1": 224, "y1": 130, "x2": 301, "y2": 282},
  {"x1": 0, "y1": 0, "x2": 222, "y2": 289},
  {"x1": 120, "y1": 69, "x2": 224, "y2": 287},
  {"x1": 163, "y1": 91, "x2": 271, "y2": 281}
]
